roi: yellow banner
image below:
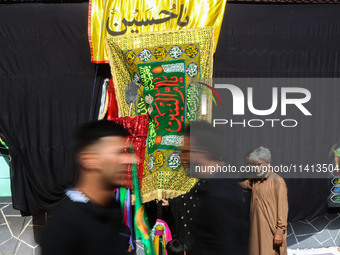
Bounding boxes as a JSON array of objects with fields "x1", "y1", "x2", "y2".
[{"x1": 89, "y1": 0, "x2": 227, "y2": 63}]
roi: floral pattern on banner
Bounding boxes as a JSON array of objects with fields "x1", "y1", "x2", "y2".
[{"x1": 105, "y1": 27, "x2": 214, "y2": 119}]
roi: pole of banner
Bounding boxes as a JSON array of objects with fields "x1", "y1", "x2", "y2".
[
  {"x1": 131, "y1": 145, "x2": 156, "y2": 255},
  {"x1": 157, "y1": 199, "x2": 163, "y2": 220}
]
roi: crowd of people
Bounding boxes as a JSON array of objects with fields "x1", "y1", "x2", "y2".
[{"x1": 41, "y1": 120, "x2": 288, "y2": 255}]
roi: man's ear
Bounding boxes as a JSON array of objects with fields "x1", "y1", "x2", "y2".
[{"x1": 78, "y1": 151, "x2": 99, "y2": 170}]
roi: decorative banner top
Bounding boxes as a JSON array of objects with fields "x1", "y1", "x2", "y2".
[{"x1": 88, "y1": 0, "x2": 227, "y2": 63}]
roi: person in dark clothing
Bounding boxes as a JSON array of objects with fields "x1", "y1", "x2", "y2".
[
  {"x1": 166, "y1": 239, "x2": 186, "y2": 255},
  {"x1": 157, "y1": 180, "x2": 202, "y2": 253},
  {"x1": 184, "y1": 121, "x2": 249, "y2": 255},
  {"x1": 41, "y1": 120, "x2": 134, "y2": 255},
  {"x1": 159, "y1": 122, "x2": 249, "y2": 254}
]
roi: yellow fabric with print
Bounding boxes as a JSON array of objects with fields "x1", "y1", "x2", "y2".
[
  {"x1": 105, "y1": 27, "x2": 214, "y2": 118},
  {"x1": 89, "y1": 0, "x2": 227, "y2": 63},
  {"x1": 105, "y1": 27, "x2": 214, "y2": 202},
  {"x1": 153, "y1": 225, "x2": 166, "y2": 255}
]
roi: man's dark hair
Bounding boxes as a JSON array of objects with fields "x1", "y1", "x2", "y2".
[
  {"x1": 166, "y1": 239, "x2": 185, "y2": 255},
  {"x1": 73, "y1": 120, "x2": 130, "y2": 154}
]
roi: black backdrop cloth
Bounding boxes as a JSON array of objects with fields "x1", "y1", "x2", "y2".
[
  {"x1": 214, "y1": 4, "x2": 340, "y2": 221},
  {"x1": 0, "y1": 3, "x2": 103, "y2": 215},
  {"x1": 0, "y1": 3, "x2": 339, "y2": 219}
]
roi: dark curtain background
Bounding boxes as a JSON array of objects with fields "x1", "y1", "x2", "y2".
[
  {"x1": 214, "y1": 4, "x2": 340, "y2": 221},
  {"x1": 0, "y1": 3, "x2": 104, "y2": 215}
]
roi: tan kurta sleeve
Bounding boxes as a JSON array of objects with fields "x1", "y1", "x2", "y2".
[
  {"x1": 239, "y1": 179, "x2": 252, "y2": 190},
  {"x1": 275, "y1": 178, "x2": 288, "y2": 236}
]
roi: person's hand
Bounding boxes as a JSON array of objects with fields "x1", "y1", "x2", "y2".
[
  {"x1": 128, "y1": 244, "x2": 132, "y2": 253},
  {"x1": 156, "y1": 198, "x2": 169, "y2": 206},
  {"x1": 274, "y1": 234, "x2": 283, "y2": 245}
]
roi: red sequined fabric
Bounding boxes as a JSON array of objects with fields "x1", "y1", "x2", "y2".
[
  {"x1": 107, "y1": 78, "x2": 119, "y2": 120},
  {"x1": 109, "y1": 115, "x2": 149, "y2": 189}
]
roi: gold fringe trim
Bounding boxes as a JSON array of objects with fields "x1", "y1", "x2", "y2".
[
  {"x1": 205, "y1": 26, "x2": 215, "y2": 123},
  {"x1": 107, "y1": 27, "x2": 213, "y2": 48},
  {"x1": 141, "y1": 189, "x2": 189, "y2": 203},
  {"x1": 131, "y1": 189, "x2": 191, "y2": 205}
]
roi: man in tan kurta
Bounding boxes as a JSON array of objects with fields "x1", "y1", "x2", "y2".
[{"x1": 242, "y1": 147, "x2": 288, "y2": 255}]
